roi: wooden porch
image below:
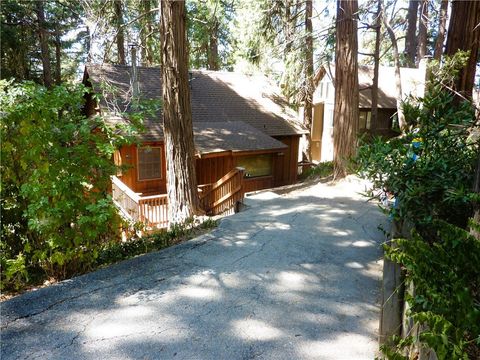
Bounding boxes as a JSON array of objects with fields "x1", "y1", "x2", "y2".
[{"x1": 111, "y1": 167, "x2": 246, "y2": 229}]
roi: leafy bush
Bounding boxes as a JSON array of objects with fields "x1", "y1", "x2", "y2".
[
  {"x1": 0, "y1": 81, "x2": 130, "y2": 289},
  {"x1": 356, "y1": 55, "x2": 478, "y2": 232},
  {"x1": 356, "y1": 53, "x2": 480, "y2": 359},
  {"x1": 96, "y1": 218, "x2": 218, "y2": 266},
  {"x1": 384, "y1": 221, "x2": 480, "y2": 360},
  {"x1": 300, "y1": 161, "x2": 334, "y2": 180}
]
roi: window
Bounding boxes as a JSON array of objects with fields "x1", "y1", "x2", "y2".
[
  {"x1": 137, "y1": 146, "x2": 162, "y2": 181},
  {"x1": 359, "y1": 110, "x2": 372, "y2": 130},
  {"x1": 236, "y1": 154, "x2": 273, "y2": 178}
]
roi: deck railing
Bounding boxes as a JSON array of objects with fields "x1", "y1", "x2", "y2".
[
  {"x1": 111, "y1": 176, "x2": 169, "y2": 229},
  {"x1": 199, "y1": 167, "x2": 245, "y2": 216},
  {"x1": 111, "y1": 167, "x2": 245, "y2": 229},
  {"x1": 138, "y1": 194, "x2": 169, "y2": 228},
  {"x1": 111, "y1": 175, "x2": 141, "y2": 221}
]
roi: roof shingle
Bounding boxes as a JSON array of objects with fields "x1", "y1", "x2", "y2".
[{"x1": 85, "y1": 64, "x2": 305, "y2": 143}]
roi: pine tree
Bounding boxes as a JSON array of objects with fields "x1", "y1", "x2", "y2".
[
  {"x1": 333, "y1": 0, "x2": 359, "y2": 179},
  {"x1": 160, "y1": 0, "x2": 202, "y2": 224}
]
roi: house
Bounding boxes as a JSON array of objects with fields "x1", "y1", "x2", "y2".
[
  {"x1": 83, "y1": 64, "x2": 305, "y2": 226},
  {"x1": 310, "y1": 64, "x2": 425, "y2": 162}
]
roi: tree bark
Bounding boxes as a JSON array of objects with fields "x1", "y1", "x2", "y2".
[
  {"x1": 383, "y1": 3, "x2": 407, "y2": 131},
  {"x1": 303, "y1": 0, "x2": 314, "y2": 161},
  {"x1": 370, "y1": 0, "x2": 382, "y2": 133},
  {"x1": 207, "y1": 20, "x2": 219, "y2": 70},
  {"x1": 114, "y1": 0, "x2": 126, "y2": 65},
  {"x1": 333, "y1": 0, "x2": 359, "y2": 180},
  {"x1": 55, "y1": 28, "x2": 61, "y2": 85},
  {"x1": 404, "y1": 0, "x2": 419, "y2": 67},
  {"x1": 160, "y1": 0, "x2": 202, "y2": 225},
  {"x1": 141, "y1": 0, "x2": 154, "y2": 66},
  {"x1": 445, "y1": 0, "x2": 480, "y2": 100},
  {"x1": 36, "y1": 1, "x2": 52, "y2": 88},
  {"x1": 416, "y1": 0, "x2": 429, "y2": 66},
  {"x1": 433, "y1": 0, "x2": 448, "y2": 61}
]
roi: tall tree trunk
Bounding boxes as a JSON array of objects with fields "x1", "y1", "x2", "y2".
[
  {"x1": 114, "y1": 0, "x2": 126, "y2": 65},
  {"x1": 445, "y1": 0, "x2": 480, "y2": 100},
  {"x1": 160, "y1": 0, "x2": 201, "y2": 225},
  {"x1": 207, "y1": 20, "x2": 219, "y2": 70},
  {"x1": 404, "y1": 0, "x2": 419, "y2": 67},
  {"x1": 36, "y1": 1, "x2": 52, "y2": 88},
  {"x1": 433, "y1": 0, "x2": 448, "y2": 61},
  {"x1": 382, "y1": 3, "x2": 406, "y2": 131},
  {"x1": 370, "y1": 0, "x2": 382, "y2": 133},
  {"x1": 416, "y1": 0, "x2": 429, "y2": 66},
  {"x1": 86, "y1": 25, "x2": 92, "y2": 62},
  {"x1": 141, "y1": 0, "x2": 154, "y2": 66},
  {"x1": 303, "y1": 0, "x2": 314, "y2": 161},
  {"x1": 284, "y1": 0, "x2": 293, "y2": 56},
  {"x1": 55, "y1": 28, "x2": 61, "y2": 85},
  {"x1": 333, "y1": 0, "x2": 359, "y2": 180}
]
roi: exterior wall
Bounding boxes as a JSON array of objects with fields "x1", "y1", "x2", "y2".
[
  {"x1": 117, "y1": 142, "x2": 167, "y2": 195},
  {"x1": 311, "y1": 103, "x2": 324, "y2": 162},
  {"x1": 117, "y1": 135, "x2": 300, "y2": 195},
  {"x1": 320, "y1": 104, "x2": 335, "y2": 162},
  {"x1": 311, "y1": 103, "x2": 397, "y2": 163},
  {"x1": 272, "y1": 136, "x2": 300, "y2": 187},
  {"x1": 196, "y1": 154, "x2": 234, "y2": 185}
]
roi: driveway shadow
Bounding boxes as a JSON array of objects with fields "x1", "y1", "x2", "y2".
[{"x1": 1, "y1": 180, "x2": 388, "y2": 360}]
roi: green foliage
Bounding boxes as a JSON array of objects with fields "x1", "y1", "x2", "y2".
[
  {"x1": 96, "y1": 218, "x2": 218, "y2": 266},
  {"x1": 357, "y1": 53, "x2": 480, "y2": 359},
  {"x1": 187, "y1": 0, "x2": 235, "y2": 70},
  {"x1": 299, "y1": 161, "x2": 333, "y2": 180},
  {"x1": 356, "y1": 54, "x2": 478, "y2": 231},
  {"x1": 384, "y1": 221, "x2": 480, "y2": 359},
  {"x1": 0, "y1": 80, "x2": 128, "y2": 290}
]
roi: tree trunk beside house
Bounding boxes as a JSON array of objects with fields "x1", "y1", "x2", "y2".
[
  {"x1": 114, "y1": 0, "x2": 126, "y2": 65},
  {"x1": 433, "y1": 0, "x2": 449, "y2": 61},
  {"x1": 404, "y1": 0, "x2": 419, "y2": 67},
  {"x1": 416, "y1": 0, "x2": 429, "y2": 66},
  {"x1": 303, "y1": 0, "x2": 314, "y2": 161},
  {"x1": 333, "y1": 0, "x2": 359, "y2": 179},
  {"x1": 445, "y1": 0, "x2": 480, "y2": 100},
  {"x1": 382, "y1": 1, "x2": 406, "y2": 131},
  {"x1": 370, "y1": 0, "x2": 382, "y2": 132},
  {"x1": 160, "y1": 0, "x2": 202, "y2": 224},
  {"x1": 36, "y1": 1, "x2": 52, "y2": 88}
]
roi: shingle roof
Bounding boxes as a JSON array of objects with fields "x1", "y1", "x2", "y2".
[
  {"x1": 193, "y1": 122, "x2": 287, "y2": 155},
  {"x1": 313, "y1": 64, "x2": 425, "y2": 108},
  {"x1": 85, "y1": 64, "x2": 305, "y2": 144}
]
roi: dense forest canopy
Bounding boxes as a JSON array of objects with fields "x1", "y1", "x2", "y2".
[{"x1": 3, "y1": 0, "x2": 478, "y2": 94}]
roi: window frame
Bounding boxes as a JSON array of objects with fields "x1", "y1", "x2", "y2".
[
  {"x1": 236, "y1": 153, "x2": 274, "y2": 179},
  {"x1": 137, "y1": 146, "x2": 163, "y2": 182}
]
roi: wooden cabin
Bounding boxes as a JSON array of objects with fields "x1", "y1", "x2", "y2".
[
  {"x1": 307, "y1": 64, "x2": 425, "y2": 162},
  {"x1": 83, "y1": 64, "x2": 305, "y2": 226}
]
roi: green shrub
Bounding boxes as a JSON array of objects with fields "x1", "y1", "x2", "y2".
[
  {"x1": 300, "y1": 161, "x2": 334, "y2": 180},
  {"x1": 356, "y1": 55, "x2": 478, "y2": 232},
  {"x1": 0, "y1": 81, "x2": 130, "y2": 289},
  {"x1": 96, "y1": 218, "x2": 219, "y2": 266},
  {"x1": 384, "y1": 221, "x2": 480, "y2": 359}
]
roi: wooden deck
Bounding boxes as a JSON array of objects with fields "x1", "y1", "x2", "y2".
[{"x1": 111, "y1": 167, "x2": 245, "y2": 229}]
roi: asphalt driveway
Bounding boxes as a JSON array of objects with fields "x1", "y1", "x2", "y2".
[{"x1": 1, "y1": 177, "x2": 387, "y2": 360}]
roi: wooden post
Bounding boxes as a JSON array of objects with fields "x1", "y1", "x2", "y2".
[
  {"x1": 235, "y1": 167, "x2": 245, "y2": 213},
  {"x1": 379, "y1": 220, "x2": 405, "y2": 347}
]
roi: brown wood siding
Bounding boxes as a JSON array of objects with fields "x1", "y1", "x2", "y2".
[
  {"x1": 117, "y1": 142, "x2": 167, "y2": 195},
  {"x1": 243, "y1": 176, "x2": 274, "y2": 193},
  {"x1": 196, "y1": 154, "x2": 234, "y2": 185},
  {"x1": 117, "y1": 135, "x2": 300, "y2": 195},
  {"x1": 272, "y1": 136, "x2": 300, "y2": 187}
]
